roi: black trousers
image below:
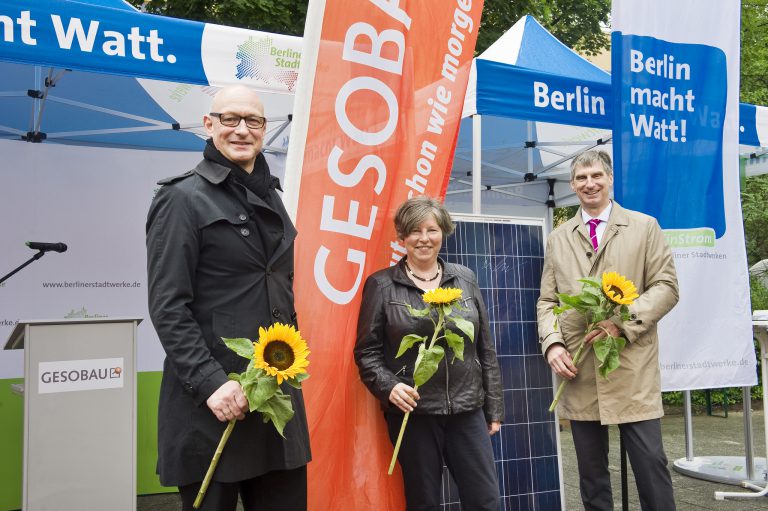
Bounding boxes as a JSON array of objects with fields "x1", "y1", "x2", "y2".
[
  {"x1": 177, "y1": 465, "x2": 307, "y2": 511},
  {"x1": 385, "y1": 409, "x2": 500, "y2": 511},
  {"x1": 570, "y1": 419, "x2": 676, "y2": 511}
]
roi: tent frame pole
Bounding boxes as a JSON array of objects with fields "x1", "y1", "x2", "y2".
[{"x1": 472, "y1": 114, "x2": 481, "y2": 214}]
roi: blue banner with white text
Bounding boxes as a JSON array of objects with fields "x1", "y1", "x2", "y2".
[
  {"x1": 612, "y1": 33, "x2": 726, "y2": 237},
  {"x1": 0, "y1": 0, "x2": 303, "y2": 91},
  {"x1": 0, "y1": 0, "x2": 207, "y2": 83},
  {"x1": 475, "y1": 59, "x2": 612, "y2": 129}
]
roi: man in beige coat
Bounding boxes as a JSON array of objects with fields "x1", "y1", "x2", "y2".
[{"x1": 537, "y1": 150, "x2": 679, "y2": 511}]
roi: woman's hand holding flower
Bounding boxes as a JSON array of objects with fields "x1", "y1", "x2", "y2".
[
  {"x1": 389, "y1": 382, "x2": 419, "y2": 413},
  {"x1": 387, "y1": 286, "x2": 473, "y2": 474}
]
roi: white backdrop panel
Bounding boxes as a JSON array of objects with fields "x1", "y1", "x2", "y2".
[{"x1": 0, "y1": 139, "x2": 285, "y2": 378}]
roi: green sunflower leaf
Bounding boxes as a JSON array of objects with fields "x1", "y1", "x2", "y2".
[
  {"x1": 396, "y1": 334, "x2": 428, "y2": 358},
  {"x1": 284, "y1": 372, "x2": 310, "y2": 389},
  {"x1": 598, "y1": 349, "x2": 621, "y2": 379},
  {"x1": 619, "y1": 305, "x2": 631, "y2": 321},
  {"x1": 244, "y1": 366, "x2": 265, "y2": 380},
  {"x1": 243, "y1": 374, "x2": 278, "y2": 411},
  {"x1": 583, "y1": 286, "x2": 602, "y2": 297},
  {"x1": 589, "y1": 305, "x2": 607, "y2": 323},
  {"x1": 592, "y1": 337, "x2": 611, "y2": 363},
  {"x1": 442, "y1": 304, "x2": 453, "y2": 316},
  {"x1": 448, "y1": 316, "x2": 475, "y2": 342},
  {"x1": 580, "y1": 292, "x2": 600, "y2": 306},
  {"x1": 413, "y1": 343, "x2": 426, "y2": 376},
  {"x1": 256, "y1": 391, "x2": 294, "y2": 438},
  {"x1": 413, "y1": 345, "x2": 445, "y2": 387},
  {"x1": 557, "y1": 293, "x2": 588, "y2": 311},
  {"x1": 578, "y1": 277, "x2": 601, "y2": 289},
  {"x1": 594, "y1": 336, "x2": 627, "y2": 379},
  {"x1": 444, "y1": 329, "x2": 465, "y2": 362},
  {"x1": 227, "y1": 372, "x2": 241, "y2": 382},
  {"x1": 403, "y1": 303, "x2": 431, "y2": 317},
  {"x1": 553, "y1": 304, "x2": 571, "y2": 315},
  {"x1": 452, "y1": 300, "x2": 468, "y2": 312},
  {"x1": 223, "y1": 337, "x2": 255, "y2": 360}
]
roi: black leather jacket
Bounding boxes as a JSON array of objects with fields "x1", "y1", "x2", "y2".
[{"x1": 354, "y1": 258, "x2": 504, "y2": 422}]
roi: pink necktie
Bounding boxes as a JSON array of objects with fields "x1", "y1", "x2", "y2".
[{"x1": 588, "y1": 218, "x2": 601, "y2": 252}]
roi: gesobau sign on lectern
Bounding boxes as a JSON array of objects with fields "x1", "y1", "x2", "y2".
[{"x1": 5, "y1": 317, "x2": 140, "y2": 511}]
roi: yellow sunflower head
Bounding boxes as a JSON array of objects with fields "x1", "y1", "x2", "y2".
[
  {"x1": 601, "y1": 271, "x2": 639, "y2": 305},
  {"x1": 253, "y1": 323, "x2": 310, "y2": 384},
  {"x1": 422, "y1": 287, "x2": 463, "y2": 305}
]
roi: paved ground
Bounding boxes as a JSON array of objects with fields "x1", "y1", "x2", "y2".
[
  {"x1": 138, "y1": 406, "x2": 767, "y2": 510},
  {"x1": 559, "y1": 406, "x2": 767, "y2": 510}
]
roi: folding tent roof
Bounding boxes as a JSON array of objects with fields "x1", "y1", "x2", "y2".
[
  {"x1": 0, "y1": 0, "x2": 299, "y2": 153},
  {"x1": 447, "y1": 16, "x2": 613, "y2": 217},
  {"x1": 447, "y1": 15, "x2": 768, "y2": 218}
]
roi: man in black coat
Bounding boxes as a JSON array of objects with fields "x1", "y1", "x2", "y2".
[{"x1": 146, "y1": 85, "x2": 311, "y2": 511}]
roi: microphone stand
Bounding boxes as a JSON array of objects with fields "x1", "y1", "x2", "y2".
[{"x1": 0, "y1": 250, "x2": 46, "y2": 285}]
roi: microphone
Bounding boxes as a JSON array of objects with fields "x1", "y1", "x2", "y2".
[{"x1": 26, "y1": 242, "x2": 68, "y2": 253}]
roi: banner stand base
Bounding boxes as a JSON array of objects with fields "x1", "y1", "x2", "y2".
[
  {"x1": 710, "y1": 319, "x2": 768, "y2": 500},
  {"x1": 673, "y1": 456, "x2": 767, "y2": 486}
]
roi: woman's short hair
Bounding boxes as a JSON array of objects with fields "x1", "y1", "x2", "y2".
[
  {"x1": 570, "y1": 150, "x2": 613, "y2": 180},
  {"x1": 394, "y1": 196, "x2": 455, "y2": 239}
]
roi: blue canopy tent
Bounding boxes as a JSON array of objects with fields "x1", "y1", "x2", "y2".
[
  {"x1": 740, "y1": 102, "x2": 768, "y2": 177},
  {"x1": 446, "y1": 15, "x2": 768, "y2": 220},
  {"x1": 0, "y1": 0, "x2": 299, "y2": 154}
]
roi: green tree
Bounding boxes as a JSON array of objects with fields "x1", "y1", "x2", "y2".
[
  {"x1": 741, "y1": 0, "x2": 768, "y2": 105},
  {"x1": 553, "y1": 205, "x2": 578, "y2": 227},
  {"x1": 477, "y1": 0, "x2": 610, "y2": 55},
  {"x1": 742, "y1": 174, "x2": 768, "y2": 266},
  {"x1": 128, "y1": 0, "x2": 307, "y2": 36}
]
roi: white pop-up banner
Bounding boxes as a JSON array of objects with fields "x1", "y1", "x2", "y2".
[{"x1": 612, "y1": 0, "x2": 756, "y2": 390}]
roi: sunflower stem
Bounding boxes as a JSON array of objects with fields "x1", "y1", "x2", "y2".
[
  {"x1": 193, "y1": 419, "x2": 236, "y2": 509},
  {"x1": 387, "y1": 384, "x2": 417, "y2": 475},
  {"x1": 548, "y1": 324, "x2": 594, "y2": 413},
  {"x1": 388, "y1": 306, "x2": 446, "y2": 475}
]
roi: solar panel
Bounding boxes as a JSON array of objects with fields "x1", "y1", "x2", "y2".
[{"x1": 440, "y1": 217, "x2": 562, "y2": 510}]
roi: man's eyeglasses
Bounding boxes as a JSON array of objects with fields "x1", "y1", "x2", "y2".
[{"x1": 210, "y1": 112, "x2": 266, "y2": 129}]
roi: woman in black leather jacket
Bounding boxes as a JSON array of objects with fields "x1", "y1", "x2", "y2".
[{"x1": 354, "y1": 197, "x2": 503, "y2": 511}]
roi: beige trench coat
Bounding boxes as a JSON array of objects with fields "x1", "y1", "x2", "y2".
[{"x1": 537, "y1": 202, "x2": 679, "y2": 424}]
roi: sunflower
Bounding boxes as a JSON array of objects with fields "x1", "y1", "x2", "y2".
[
  {"x1": 601, "y1": 271, "x2": 640, "y2": 305},
  {"x1": 253, "y1": 323, "x2": 310, "y2": 384},
  {"x1": 422, "y1": 287, "x2": 463, "y2": 305}
]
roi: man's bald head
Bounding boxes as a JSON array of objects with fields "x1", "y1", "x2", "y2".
[
  {"x1": 203, "y1": 85, "x2": 266, "y2": 173},
  {"x1": 210, "y1": 85, "x2": 264, "y2": 115}
]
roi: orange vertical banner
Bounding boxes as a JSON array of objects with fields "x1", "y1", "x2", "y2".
[{"x1": 287, "y1": 1, "x2": 483, "y2": 509}]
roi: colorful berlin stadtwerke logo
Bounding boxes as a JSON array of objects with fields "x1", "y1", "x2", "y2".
[{"x1": 236, "y1": 36, "x2": 300, "y2": 91}]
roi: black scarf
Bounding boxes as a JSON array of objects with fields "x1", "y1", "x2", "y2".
[{"x1": 203, "y1": 138, "x2": 275, "y2": 200}]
